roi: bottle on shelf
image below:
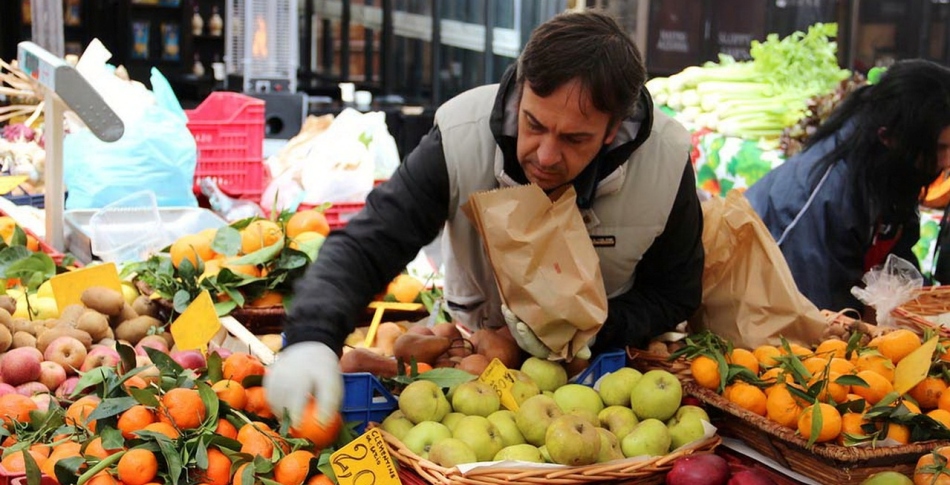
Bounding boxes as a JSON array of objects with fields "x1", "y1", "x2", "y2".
[
  {"x1": 209, "y1": 6, "x2": 224, "y2": 37},
  {"x1": 192, "y1": 53, "x2": 206, "y2": 77},
  {"x1": 192, "y1": 4, "x2": 204, "y2": 36}
]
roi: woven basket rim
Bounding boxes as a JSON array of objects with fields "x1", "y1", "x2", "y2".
[
  {"x1": 891, "y1": 285, "x2": 950, "y2": 337},
  {"x1": 685, "y1": 381, "x2": 949, "y2": 462},
  {"x1": 370, "y1": 425, "x2": 720, "y2": 484}
]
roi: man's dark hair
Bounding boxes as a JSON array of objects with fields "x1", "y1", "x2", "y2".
[
  {"x1": 809, "y1": 59, "x2": 950, "y2": 220},
  {"x1": 517, "y1": 10, "x2": 645, "y2": 124}
]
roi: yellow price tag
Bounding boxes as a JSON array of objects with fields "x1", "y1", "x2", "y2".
[
  {"x1": 50, "y1": 262, "x2": 123, "y2": 310},
  {"x1": 478, "y1": 358, "x2": 519, "y2": 411},
  {"x1": 0, "y1": 176, "x2": 29, "y2": 196},
  {"x1": 330, "y1": 428, "x2": 401, "y2": 485},
  {"x1": 894, "y1": 336, "x2": 939, "y2": 395},
  {"x1": 363, "y1": 301, "x2": 424, "y2": 348},
  {"x1": 170, "y1": 291, "x2": 221, "y2": 352}
]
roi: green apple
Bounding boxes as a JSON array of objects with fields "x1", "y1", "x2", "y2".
[
  {"x1": 598, "y1": 405, "x2": 639, "y2": 441},
  {"x1": 521, "y1": 357, "x2": 568, "y2": 392},
  {"x1": 671, "y1": 405, "x2": 710, "y2": 424},
  {"x1": 452, "y1": 415, "x2": 504, "y2": 462},
  {"x1": 487, "y1": 410, "x2": 526, "y2": 446},
  {"x1": 667, "y1": 413, "x2": 706, "y2": 450},
  {"x1": 494, "y1": 444, "x2": 543, "y2": 463},
  {"x1": 630, "y1": 370, "x2": 682, "y2": 421},
  {"x1": 515, "y1": 394, "x2": 563, "y2": 446},
  {"x1": 451, "y1": 380, "x2": 500, "y2": 417},
  {"x1": 860, "y1": 471, "x2": 914, "y2": 485},
  {"x1": 399, "y1": 380, "x2": 452, "y2": 424},
  {"x1": 542, "y1": 390, "x2": 555, "y2": 398},
  {"x1": 553, "y1": 383, "x2": 604, "y2": 418},
  {"x1": 596, "y1": 428, "x2": 624, "y2": 463},
  {"x1": 621, "y1": 418, "x2": 671, "y2": 458},
  {"x1": 427, "y1": 437, "x2": 478, "y2": 467},
  {"x1": 380, "y1": 411, "x2": 414, "y2": 441},
  {"x1": 568, "y1": 409, "x2": 600, "y2": 428},
  {"x1": 402, "y1": 421, "x2": 452, "y2": 459},
  {"x1": 441, "y1": 412, "x2": 466, "y2": 432},
  {"x1": 544, "y1": 414, "x2": 601, "y2": 466},
  {"x1": 538, "y1": 445, "x2": 552, "y2": 463},
  {"x1": 597, "y1": 367, "x2": 643, "y2": 406},
  {"x1": 509, "y1": 369, "x2": 541, "y2": 405}
]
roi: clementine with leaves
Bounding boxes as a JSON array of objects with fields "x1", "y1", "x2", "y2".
[
  {"x1": 290, "y1": 396, "x2": 343, "y2": 448},
  {"x1": 0, "y1": 393, "x2": 38, "y2": 425},
  {"x1": 245, "y1": 386, "x2": 275, "y2": 419},
  {"x1": 171, "y1": 233, "x2": 216, "y2": 269},
  {"x1": 797, "y1": 402, "x2": 842, "y2": 443},
  {"x1": 726, "y1": 348, "x2": 759, "y2": 375},
  {"x1": 851, "y1": 370, "x2": 894, "y2": 405},
  {"x1": 238, "y1": 422, "x2": 277, "y2": 459},
  {"x1": 211, "y1": 379, "x2": 248, "y2": 410},
  {"x1": 142, "y1": 421, "x2": 181, "y2": 439},
  {"x1": 753, "y1": 345, "x2": 782, "y2": 368},
  {"x1": 222, "y1": 353, "x2": 266, "y2": 385},
  {"x1": 286, "y1": 210, "x2": 330, "y2": 238},
  {"x1": 690, "y1": 355, "x2": 721, "y2": 391},
  {"x1": 65, "y1": 395, "x2": 100, "y2": 431},
  {"x1": 765, "y1": 385, "x2": 803, "y2": 429},
  {"x1": 158, "y1": 388, "x2": 207, "y2": 430},
  {"x1": 118, "y1": 405, "x2": 157, "y2": 439},
  {"x1": 198, "y1": 448, "x2": 232, "y2": 485},
  {"x1": 215, "y1": 418, "x2": 238, "y2": 440},
  {"x1": 241, "y1": 219, "x2": 283, "y2": 254},
  {"x1": 117, "y1": 449, "x2": 159, "y2": 485},
  {"x1": 910, "y1": 376, "x2": 948, "y2": 410},
  {"x1": 274, "y1": 450, "x2": 315, "y2": 485},
  {"x1": 0, "y1": 448, "x2": 48, "y2": 473}
]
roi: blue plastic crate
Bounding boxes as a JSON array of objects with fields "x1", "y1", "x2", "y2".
[
  {"x1": 3, "y1": 193, "x2": 44, "y2": 208},
  {"x1": 571, "y1": 349, "x2": 627, "y2": 387},
  {"x1": 342, "y1": 372, "x2": 399, "y2": 433}
]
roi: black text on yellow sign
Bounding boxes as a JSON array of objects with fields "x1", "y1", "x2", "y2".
[{"x1": 330, "y1": 427, "x2": 401, "y2": 485}]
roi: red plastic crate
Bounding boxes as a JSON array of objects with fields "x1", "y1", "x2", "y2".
[
  {"x1": 297, "y1": 202, "x2": 367, "y2": 230},
  {"x1": 186, "y1": 92, "x2": 266, "y2": 200},
  {"x1": 2, "y1": 464, "x2": 58, "y2": 485}
]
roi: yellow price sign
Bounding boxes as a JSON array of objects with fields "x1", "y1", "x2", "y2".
[
  {"x1": 0, "y1": 176, "x2": 29, "y2": 195},
  {"x1": 478, "y1": 358, "x2": 519, "y2": 411},
  {"x1": 170, "y1": 291, "x2": 221, "y2": 352},
  {"x1": 330, "y1": 428, "x2": 401, "y2": 485},
  {"x1": 50, "y1": 262, "x2": 123, "y2": 310}
]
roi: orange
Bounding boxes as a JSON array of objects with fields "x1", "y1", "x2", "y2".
[
  {"x1": 0, "y1": 448, "x2": 48, "y2": 473},
  {"x1": 307, "y1": 476, "x2": 334, "y2": 485},
  {"x1": 780, "y1": 343, "x2": 812, "y2": 358},
  {"x1": 86, "y1": 471, "x2": 117, "y2": 485},
  {"x1": 753, "y1": 345, "x2": 782, "y2": 368},
  {"x1": 289, "y1": 231, "x2": 324, "y2": 251},
  {"x1": 414, "y1": 362, "x2": 433, "y2": 374},
  {"x1": 240, "y1": 219, "x2": 283, "y2": 254},
  {"x1": 724, "y1": 382, "x2": 767, "y2": 417},
  {"x1": 815, "y1": 339, "x2": 848, "y2": 360},
  {"x1": 690, "y1": 355, "x2": 721, "y2": 391},
  {"x1": 811, "y1": 371, "x2": 849, "y2": 404},
  {"x1": 117, "y1": 448, "x2": 159, "y2": 485},
  {"x1": 828, "y1": 358, "x2": 856, "y2": 376},
  {"x1": 852, "y1": 370, "x2": 894, "y2": 405},
  {"x1": 0, "y1": 393, "x2": 38, "y2": 425},
  {"x1": 854, "y1": 352, "x2": 896, "y2": 382},
  {"x1": 938, "y1": 388, "x2": 950, "y2": 414},
  {"x1": 141, "y1": 421, "x2": 180, "y2": 439},
  {"x1": 247, "y1": 291, "x2": 284, "y2": 308},
  {"x1": 245, "y1": 386, "x2": 274, "y2": 419},
  {"x1": 238, "y1": 422, "x2": 276, "y2": 459},
  {"x1": 838, "y1": 412, "x2": 870, "y2": 444},
  {"x1": 727, "y1": 348, "x2": 760, "y2": 375},
  {"x1": 760, "y1": 368, "x2": 790, "y2": 388},
  {"x1": 387, "y1": 274, "x2": 424, "y2": 303},
  {"x1": 117, "y1": 405, "x2": 157, "y2": 439},
  {"x1": 158, "y1": 388, "x2": 207, "y2": 430},
  {"x1": 765, "y1": 385, "x2": 803, "y2": 429},
  {"x1": 233, "y1": 463, "x2": 254, "y2": 485},
  {"x1": 215, "y1": 418, "x2": 238, "y2": 440},
  {"x1": 884, "y1": 422, "x2": 911, "y2": 444},
  {"x1": 212, "y1": 379, "x2": 248, "y2": 410},
  {"x1": 910, "y1": 376, "x2": 948, "y2": 410},
  {"x1": 65, "y1": 395, "x2": 100, "y2": 431},
  {"x1": 290, "y1": 396, "x2": 344, "y2": 449},
  {"x1": 41, "y1": 442, "x2": 82, "y2": 480},
  {"x1": 940, "y1": 339, "x2": 950, "y2": 363},
  {"x1": 222, "y1": 353, "x2": 266, "y2": 385},
  {"x1": 170, "y1": 233, "x2": 216, "y2": 269},
  {"x1": 286, "y1": 210, "x2": 330, "y2": 238},
  {"x1": 802, "y1": 356, "x2": 833, "y2": 378},
  {"x1": 84, "y1": 436, "x2": 123, "y2": 459},
  {"x1": 797, "y1": 402, "x2": 842, "y2": 443},
  {"x1": 274, "y1": 450, "x2": 315, "y2": 485},
  {"x1": 898, "y1": 399, "x2": 922, "y2": 414},
  {"x1": 123, "y1": 375, "x2": 148, "y2": 390},
  {"x1": 197, "y1": 448, "x2": 231, "y2": 485},
  {"x1": 221, "y1": 258, "x2": 261, "y2": 278},
  {"x1": 876, "y1": 329, "x2": 922, "y2": 365},
  {"x1": 915, "y1": 446, "x2": 950, "y2": 485},
  {"x1": 929, "y1": 409, "x2": 950, "y2": 429}
]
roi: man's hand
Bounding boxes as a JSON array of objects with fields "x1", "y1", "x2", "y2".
[
  {"x1": 263, "y1": 341, "x2": 343, "y2": 426},
  {"x1": 502, "y1": 305, "x2": 593, "y2": 360}
]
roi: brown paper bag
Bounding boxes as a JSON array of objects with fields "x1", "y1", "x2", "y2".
[
  {"x1": 464, "y1": 184, "x2": 607, "y2": 360},
  {"x1": 694, "y1": 190, "x2": 826, "y2": 348}
]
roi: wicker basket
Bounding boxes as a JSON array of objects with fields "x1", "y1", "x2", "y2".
[
  {"x1": 626, "y1": 347, "x2": 692, "y2": 382},
  {"x1": 372, "y1": 426, "x2": 720, "y2": 485},
  {"x1": 686, "y1": 381, "x2": 946, "y2": 483},
  {"x1": 892, "y1": 285, "x2": 950, "y2": 337}
]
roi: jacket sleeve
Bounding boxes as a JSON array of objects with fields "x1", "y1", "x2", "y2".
[
  {"x1": 283, "y1": 126, "x2": 450, "y2": 353},
  {"x1": 592, "y1": 159, "x2": 704, "y2": 352}
]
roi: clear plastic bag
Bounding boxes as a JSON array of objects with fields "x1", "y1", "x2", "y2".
[{"x1": 851, "y1": 254, "x2": 924, "y2": 327}]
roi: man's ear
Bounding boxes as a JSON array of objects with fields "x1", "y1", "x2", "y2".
[{"x1": 604, "y1": 120, "x2": 622, "y2": 146}]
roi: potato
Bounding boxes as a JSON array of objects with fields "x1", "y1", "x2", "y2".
[
  {"x1": 114, "y1": 316, "x2": 162, "y2": 345},
  {"x1": 10, "y1": 318, "x2": 35, "y2": 336},
  {"x1": 58, "y1": 304, "x2": 86, "y2": 325},
  {"x1": 109, "y1": 303, "x2": 139, "y2": 328},
  {"x1": 36, "y1": 327, "x2": 93, "y2": 353},
  {"x1": 0, "y1": 308, "x2": 12, "y2": 331},
  {"x1": 76, "y1": 311, "x2": 111, "y2": 342},
  {"x1": 132, "y1": 295, "x2": 160, "y2": 319},
  {"x1": 80, "y1": 287, "x2": 125, "y2": 316},
  {"x1": 0, "y1": 296, "x2": 15, "y2": 315},
  {"x1": 0, "y1": 324, "x2": 11, "y2": 352},
  {"x1": 11, "y1": 331, "x2": 35, "y2": 349}
]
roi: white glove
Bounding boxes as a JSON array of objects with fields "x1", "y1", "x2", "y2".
[
  {"x1": 502, "y1": 305, "x2": 593, "y2": 361},
  {"x1": 263, "y1": 341, "x2": 343, "y2": 426}
]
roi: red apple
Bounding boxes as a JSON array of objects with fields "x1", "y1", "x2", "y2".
[
  {"x1": 665, "y1": 453, "x2": 730, "y2": 485},
  {"x1": 44, "y1": 336, "x2": 88, "y2": 374},
  {"x1": 138, "y1": 364, "x2": 161, "y2": 385},
  {"x1": 31, "y1": 393, "x2": 57, "y2": 412},
  {"x1": 16, "y1": 381, "x2": 50, "y2": 397},
  {"x1": 135, "y1": 335, "x2": 170, "y2": 356},
  {"x1": 55, "y1": 376, "x2": 81, "y2": 400},
  {"x1": 38, "y1": 361, "x2": 67, "y2": 392},
  {"x1": 2, "y1": 347, "x2": 43, "y2": 386},
  {"x1": 727, "y1": 469, "x2": 778, "y2": 485},
  {"x1": 171, "y1": 350, "x2": 207, "y2": 371},
  {"x1": 209, "y1": 347, "x2": 232, "y2": 360},
  {"x1": 81, "y1": 346, "x2": 121, "y2": 372},
  {"x1": 0, "y1": 383, "x2": 15, "y2": 396}
]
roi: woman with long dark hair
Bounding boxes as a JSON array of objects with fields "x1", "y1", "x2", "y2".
[{"x1": 746, "y1": 59, "x2": 950, "y2": 312}]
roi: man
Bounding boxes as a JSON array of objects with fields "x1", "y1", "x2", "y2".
[{"x1": 264, "y1": 10, "x2": 704, "y2": 428}]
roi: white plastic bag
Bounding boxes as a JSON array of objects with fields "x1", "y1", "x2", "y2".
[{"x1": 851, "y1": 254, "x2": 924, "y2": 327}]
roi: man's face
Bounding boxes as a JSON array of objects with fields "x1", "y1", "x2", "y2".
[{"x1": 516, "y1": 79, "x2": 620, "y2": 190}]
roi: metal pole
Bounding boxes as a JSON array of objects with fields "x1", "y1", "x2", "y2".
[
  {"x1": 431, "y1": 0, "x2": 441, "y2": 106},
  {"x1": 44, "y1": 94, "x2": 65, "y2": 251}
]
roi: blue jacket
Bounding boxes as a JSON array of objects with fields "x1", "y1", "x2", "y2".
[{"x1": 744, "y1": 132, "x2": 919, "y2": 311}]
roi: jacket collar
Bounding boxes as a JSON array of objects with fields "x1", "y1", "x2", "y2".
[{"x1": 488, "y1": 64, "x2": 654, "y2": 209}]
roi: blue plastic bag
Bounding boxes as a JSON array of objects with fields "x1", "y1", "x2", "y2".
[{"x1": 64, "y1": 68, "x2": 197, "y2": 209}]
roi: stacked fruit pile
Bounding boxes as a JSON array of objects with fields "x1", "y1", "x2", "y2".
[{"x1": 378, "y1": 356, "x2": 714, "y2": 468}]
